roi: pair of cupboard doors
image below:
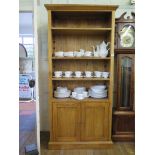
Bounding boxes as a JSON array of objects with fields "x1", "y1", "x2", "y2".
[{"x1": 51, "y1": 101, "x2": 110, "y2": 142}]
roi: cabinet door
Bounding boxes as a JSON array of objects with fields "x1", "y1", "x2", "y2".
[
  {"x1": 117, "y1": 54, "x2": 135, "y2": 110},
  {"x1": 81, "y1": 102, "x2": 109, "y2": 141},
  {"x1": 53, "y1": 102, "x2": 80, "y2": 142}
]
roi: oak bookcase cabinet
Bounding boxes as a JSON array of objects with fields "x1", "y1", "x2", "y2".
[{"x1": 45, "y1": 4, "x2": 118, "y2": 149}]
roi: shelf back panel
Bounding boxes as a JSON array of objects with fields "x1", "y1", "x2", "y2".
[
  {"x1": 53, "y1": 80, "x2": 110, "y2": 91},
  {"x1": 52, "y1": 60, "x2": 110, "y2": 72},
  {"x1": 53, "y1": 33, "x2": 111, "y2": 53},
  {"x1": 52, "y1": 12, "x2": 112, "y2": 28}
]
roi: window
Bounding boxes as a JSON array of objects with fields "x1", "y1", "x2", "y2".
[{"x1": 19, "y1": 35, "x2": 34, "y2": 58}]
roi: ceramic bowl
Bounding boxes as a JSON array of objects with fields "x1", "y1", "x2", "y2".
[
  {"x1": 74, "y1": 87, "x2": 86, "y2": 93},
  {"x1": 56, "y1": 87, "x2": 68, "y2": 93}
]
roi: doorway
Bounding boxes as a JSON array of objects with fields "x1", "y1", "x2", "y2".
[{"x1": 19, "y1": 12, "x2": 37, "y2": 155}]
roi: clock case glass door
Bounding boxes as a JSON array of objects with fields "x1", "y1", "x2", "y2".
[{"x1": 116, "y1": 54, "x2": 135, "y2": 110}]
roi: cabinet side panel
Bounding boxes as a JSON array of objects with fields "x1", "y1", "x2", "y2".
[
  {"x1": 47, "y1": 10, "x2": 53, "y2": 141},
  {"x1": 108, "y1": 11, "x2": 115, "y2": 140}
]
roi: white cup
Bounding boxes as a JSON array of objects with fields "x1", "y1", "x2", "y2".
[
  {"x1": 54, "y1": 51, "x2": 64, "y2": 57},
  {"x1": 64, "y1": 71, "x2": 73, "y2": 77},
  {"x1": 54, "y1": 71, "x2": 62, "y2": 77},
  {"x1": 94, "y1": 71, "x2": 102, "y2": 77},
  {"x1": 102, "y1": 72, "x2": 110, "y2": 78},
  {"x1": 75, "y1": 71, "x2": 82, "y2": 77},
  {"x1": 85, "y1": 71, "x2": 92, "y2": 77},
  {"x1": 72, "y1": 92, "x2": 77, "y2": 98}
]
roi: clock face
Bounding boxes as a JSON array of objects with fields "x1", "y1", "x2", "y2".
[
  {"x1": 120, "y1": 33, "x2": 134, "y2": 48},
  {"x1": 119, "y1": 25, "x2": 135, "y2": 48}
]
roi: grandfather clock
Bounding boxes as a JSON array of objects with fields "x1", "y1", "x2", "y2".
[{"x1": 112, "y1": 12, "x2": 135, "y2": 141}]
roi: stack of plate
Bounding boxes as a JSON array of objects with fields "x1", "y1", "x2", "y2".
[
  {"x1": 54, "y1": 87, "x2": 71, "y2": 98},
  {"x1": 89, "y1": 85, "x2": 107, "y2": 98}
]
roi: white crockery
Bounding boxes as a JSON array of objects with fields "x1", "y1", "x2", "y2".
[
  {"x1": 85, "y1": 71, "x2": 93, "y2": 77},
  {"x1": 75, "y1": 52, "x2": 83, "y2": 57},
  {"x1": 72, "y1": 92, "x2": 77, "y2": 98},
  {"x1": 75, "y1": 71, "x2": 83, "y2": 77},
  {"x1": 94, "y1": 71, "x2": 102, "y2": 77},
  {"x1": 83, "y1": 91, "x2": 88, "y2": 98},
  {"x1": 74, "y1": 87, "x2": 86, "y2": 93},
  {"x1": 102, "y1": 72, "x2": 110, "y2": 78},
  {"x1": 84, "y1": 51, "x2": 92, "y2": 57},
  {"x1": 76, "y1": 93, "x2": 85, "y2": 100},
  {"x1": 56, "y1": 87, "x2": 68, "y2": 93},
  {"x1": 54, "y1": 51, "x2": 64, "y2": 57},
  {"x1": 54, "y1": 71, "x2": 63, "y2": 77},
  {"x1": 90, "y1": 85, "x2": 106, "y2": 92},
  {"x1": 64, "y1": 71, "x2": 73, "y2": 77},
  {"x1": 54, "y1": 90, "x2": 71, "y2": 98},
  {"x1": 64, "y1": 51, "x2": 74, "y2": 57},
  {"x1": 93, "y1": 51, "x2": 99, "y2": 57},
  {"x1": 79, "y1": 49, "x2": 85, "y2": 53}
]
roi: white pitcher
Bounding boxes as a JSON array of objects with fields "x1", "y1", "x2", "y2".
[{"x1": 98, "y1": 41, "x2": 110, "y2": 57}]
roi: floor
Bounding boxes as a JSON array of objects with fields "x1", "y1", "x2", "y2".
[
  {"x1": 40, "y1": 132, "x2": 135, "y2": 155},
  {"x1": 19, "y1": 100, "x2": 36, "y2": 155}
]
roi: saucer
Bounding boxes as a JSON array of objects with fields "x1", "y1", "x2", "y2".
[
  {"x1": 73, "y1": 75, "x2": 83, "y2": 78},
  {"x1": 63, "y1": 76, "x2": 73, "y2": 78},
  {"x1": 83, "y1": 75, "x2": 93, "y2": 78},
  {"x1": 53, "y1": 76, "x2": 62, "y2": 78},
  {"x1": 94, "y1": 75, "x2": 102, "y2": 78}
]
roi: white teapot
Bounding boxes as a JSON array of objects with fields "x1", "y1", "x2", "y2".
[{"x1": 98, "y1": 41, "x2": 110, "y2": 58}]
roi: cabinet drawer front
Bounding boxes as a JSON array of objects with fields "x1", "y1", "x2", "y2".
[
  {"x1": 81, "y1": 102, "x2": 109, "y2": 141},
  {"x1": 53, "y1": 102, "x2": 80, "y2": 142}
]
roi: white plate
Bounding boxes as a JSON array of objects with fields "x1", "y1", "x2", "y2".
[
  {"x1": 90, "y1": 85, "x2": 106, "y2": 92},
  {"x1": 54, "y1": 90, "x2": 71, "y2": 98}
]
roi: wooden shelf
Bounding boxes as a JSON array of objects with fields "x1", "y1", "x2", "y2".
[
  {"x1": 51, "y1": 97, "x2": 109, "y2": 103},
  {"x1": 52, "y1": 27, "x2": 112, "y2": 30},
  {"x1": 52, "y1": 57, "x2": 111, "y2": 60},
  {"x1": 52, "y1": 77, "x2": 110, "y2": 81},
  {"x1": 52, "y1": 27, "x2": 111, "y2": 34}
]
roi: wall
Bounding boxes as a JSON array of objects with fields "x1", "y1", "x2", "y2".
[{"x1": 19, "y1": 0, "x2": 135, "y2": 131}]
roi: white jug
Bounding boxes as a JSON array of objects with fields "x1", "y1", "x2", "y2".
[{"x1": 98, "y1": 41, "x2": 110, "y2": 57}]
